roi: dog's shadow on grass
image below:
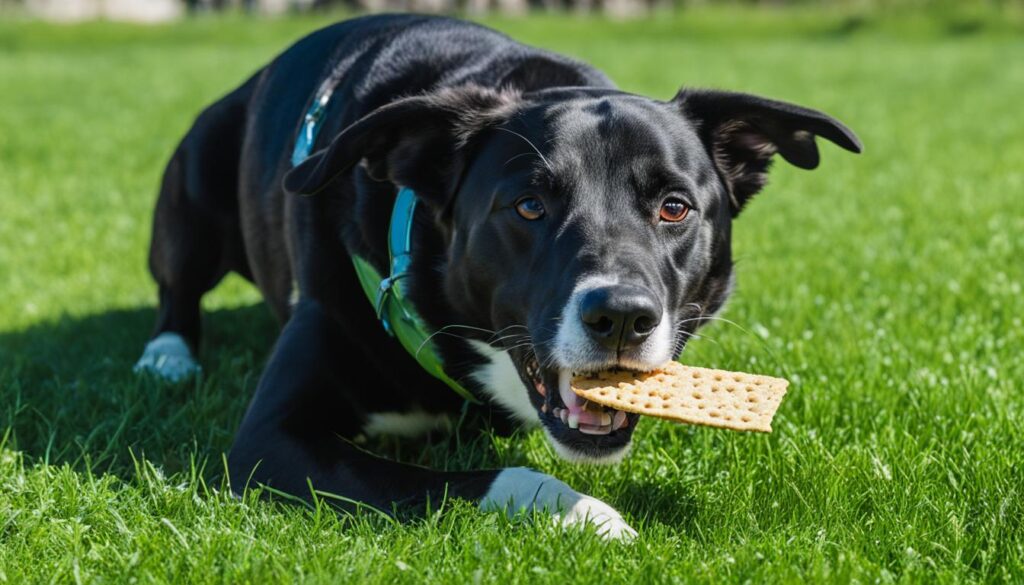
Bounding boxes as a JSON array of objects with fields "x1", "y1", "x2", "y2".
[
  {"x1": 616, "y1": 477, "x2": 701, "y2": 532},
  {"x1": 0, "y1": 303, "x2": 278, "y2": 478},
  {"x1": 0, "y1": 303, "x2": 510, "y2": 482}
]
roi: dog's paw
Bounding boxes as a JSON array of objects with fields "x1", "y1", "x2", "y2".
[
  {"x1": 558, "y1": 492, "x2": 637, "y2": 541},
  {"x1": 133, "y1": 332, "x2": 200, "y2": 382},
  {"x1": 480, "y1": 467, "x2": 637, "y2": 541}
]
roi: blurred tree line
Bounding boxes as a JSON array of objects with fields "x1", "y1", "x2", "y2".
[
  {"x1": 12, "y1": 0, "x2": 1024, "y2": 23},
  {"x1": 188, "y1": 0, "x2": 1024, "y2": 17}
]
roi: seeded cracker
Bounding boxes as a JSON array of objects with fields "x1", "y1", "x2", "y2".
[{"x1": 571, "y1": 361, "x2": 789, "y2": 432}]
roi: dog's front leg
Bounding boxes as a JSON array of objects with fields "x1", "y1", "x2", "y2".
[{"x1": 227, "y1": 300, "x2": 635, "y2": 540}]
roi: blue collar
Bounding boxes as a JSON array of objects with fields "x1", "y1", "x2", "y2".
[{"x1": 292, "y1": 86, "x2": 478, "y2": 403}]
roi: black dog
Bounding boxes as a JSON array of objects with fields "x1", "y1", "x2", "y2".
[{"x1": 135, "y1": 14, "x2": 860, "y2": 538}]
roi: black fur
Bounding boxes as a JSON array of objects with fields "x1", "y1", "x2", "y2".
[{"x1": 142, "y1": 14, "x2": 860, "y2": 514}]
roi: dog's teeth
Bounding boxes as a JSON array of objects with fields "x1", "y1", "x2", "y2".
[
  {"x1": 612, "y1": 410, "x2": 627, "y2": 430},
  {"x1": 578, "y1": 424, "x2": 612, "y2": 435},
  {"x1": 612, "y1": 410, "x2": 628, "y2": 430},
  {"x1": 599, "y1": 412, "x2": 611, "y2": 426},
  {"x1": 535, "y1": 381, "x2": 547, "y2": 397},
  {"x1": 567, "y1": 413, "x2": 579, "y2": 429}
]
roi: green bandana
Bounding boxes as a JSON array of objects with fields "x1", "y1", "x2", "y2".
[
  {"x1": 292, "y1": 86, "x2": 477, "y2": 403},
  {"x1": 349, "y1": 188, "x2": 479, "y2": 403}
]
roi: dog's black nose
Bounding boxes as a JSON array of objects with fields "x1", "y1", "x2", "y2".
[{"x1": 579, "y1": 285, "x2": 662, "y2": 352}]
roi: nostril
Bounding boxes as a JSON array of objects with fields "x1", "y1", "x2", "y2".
[
  {"x1": 633, "y1": 315, "x2": 656, "y2": 336},
  {"x1": 590, "y1": 316, "x2": 615, "y2": 336},
  {"x1": 578, "y1": 284, "x2": 661, "y2": 349}
]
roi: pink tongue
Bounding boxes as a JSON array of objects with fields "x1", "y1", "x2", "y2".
[
  {"x1": 557, "y1": 370, "x2": 609, "y2": 426},
  {"x1": 558, "y1": 370, "x2": 583, "y2": 413},
  {"x1": 576, "y1": 410, "x2": 609, "y2": 426}
]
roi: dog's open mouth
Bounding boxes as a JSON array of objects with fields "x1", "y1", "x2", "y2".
[{"x1": 523, "y1": 356, "x2": 634, "y2": 437}]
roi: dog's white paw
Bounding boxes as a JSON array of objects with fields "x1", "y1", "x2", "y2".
[
  {"x1": 480, "y1": 467, "x2": 637, "y2": 541},
  {"x1": 133, "y1": 332, "x2": 200, "y2": 382},
  {"x1": 558, "y1": 492, "x2": 637, "y2": 540}
]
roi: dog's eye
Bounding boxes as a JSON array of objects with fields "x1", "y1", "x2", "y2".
[
  {"x1": 515, "y1": 197, "x2": 545, "y2": 221},
  {"x1": 659, "y1": 198, "x2": 691, "y2": 222}
]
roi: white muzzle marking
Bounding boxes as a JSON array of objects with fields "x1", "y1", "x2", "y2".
[{"x1": 553, "y1": 274, "x2": 674, "y2": 371}]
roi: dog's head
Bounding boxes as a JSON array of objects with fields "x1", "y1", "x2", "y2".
[{"x1": 285, "y1": 85, "x2": 860, "y2": 462}]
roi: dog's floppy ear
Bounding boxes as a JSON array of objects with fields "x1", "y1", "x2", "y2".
[
  {"x1": 284, "y1": 85, "x2": 522, "y2": 207},
  {"x1": 674, "y1": 89, "x2": 862, "y2": 215}
]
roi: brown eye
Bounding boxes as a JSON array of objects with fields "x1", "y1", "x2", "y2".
[
  {"x1": 515, "y1": 197, "x2": 545, "y2": 220},
  {"x1": 660, "y1": 198, "x2": 690, "y2": 222}
]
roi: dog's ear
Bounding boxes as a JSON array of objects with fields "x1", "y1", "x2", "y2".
[
  {"x1": 284, "y1": 85, "x2": 522, "y2": 208},
  {"x1": 674, "y1": 89, "x2": 862, "y2": 215}
]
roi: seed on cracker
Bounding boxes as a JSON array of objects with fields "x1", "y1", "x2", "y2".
[{"x1": 571, "y1": 362, "x2": 789, "y2": 433}]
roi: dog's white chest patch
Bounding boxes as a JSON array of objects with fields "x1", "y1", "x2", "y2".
[
  {"x1": 466, "y1": 340, "x2": 538, "y2": 426},
  {"x1": 363, "y1": 411, "x2": 452, "y2": 437}
]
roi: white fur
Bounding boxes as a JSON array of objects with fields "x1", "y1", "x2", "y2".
[
  {"x1": 466, "y1": 340, "x2": 538, "y2": 425},
  {"x1": 624, "y1": 307, "x2": 674, "y2": 370},
  {"x1": 363, "y1": 411, "x2": 452, "y2": 437},
  {"x1": 553, "y1": 275, "x2": 674, "y2": 371},
  {"x1": 133, "y1": 332, "x2": 200, "y2": 382},
  {"x1": 553, "y1": 275, "x2": 618, "y2": 368},
  {"x1": 480, "y1": 467, "x2": 637, "y2": 540},
  {"x1": 288, "y1": 279, "x2": 301, "y2": 309}
]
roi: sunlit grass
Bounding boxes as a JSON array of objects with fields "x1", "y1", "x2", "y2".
[{"x1": 0, "y1": 11, "x2": 1022, "y2": 583}]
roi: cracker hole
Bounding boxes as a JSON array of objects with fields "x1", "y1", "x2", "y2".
[
  {"x1": 698, "y1": 403, "x2": 706, "y2": 410},
  {"x1": 644, "y1": 403, "x2": 652, "y2": 409},
  {"x1": 709, "y1": 411, "x2": 720, "y2": 418},
  {"x1": 692, "y1": 372, "x2": 701, "y2": 379},
  {"x1": 692, "y1": 392, "x2": 702, "y2": 400},
  {"x1": 747, "y1": 396, "x2": 758, "y2": 403},
  {"x1": 714, "y1": 374, "x2": 723, "y2": 381},
  {"x1": 741, "y1": 415, "x2": 751, "y2": 423}
]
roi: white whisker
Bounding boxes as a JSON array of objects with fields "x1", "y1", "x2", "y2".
[{"x1": 495, "y1": 127, "x2": 553, "y2": 171}]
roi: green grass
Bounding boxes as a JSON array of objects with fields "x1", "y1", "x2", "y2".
[{"x1": 1, "y1": 9, "x2": 1023, "y2": 584}]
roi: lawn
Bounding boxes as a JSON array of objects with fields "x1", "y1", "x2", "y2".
[{"x1": 1, "y1": 8, "x2": 1023, "y2": 583}]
